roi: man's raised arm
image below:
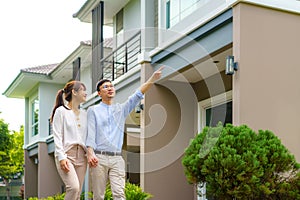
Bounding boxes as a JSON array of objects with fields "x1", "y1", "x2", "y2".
[{"x1": 140, "y1": 66, "x2": 164, "y2": 94}]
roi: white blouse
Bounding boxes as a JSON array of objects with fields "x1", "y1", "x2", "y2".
[{"x1": 52, "y1": 106, "x2": 87, "y2": 161}]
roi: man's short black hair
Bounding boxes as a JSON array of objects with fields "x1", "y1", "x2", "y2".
[{"x1": 96, "y1": 79, "x2": 111, "y2": 92}]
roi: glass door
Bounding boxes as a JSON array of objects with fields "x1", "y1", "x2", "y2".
[{"x1": 197, "y1": 91, "x2": 232, "y2": 200}]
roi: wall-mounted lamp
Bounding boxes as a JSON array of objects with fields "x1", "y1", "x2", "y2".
[
  {"x1": 225, "y1": 55, "x2": 238, "y2": 75},
  {"x1": 34, "y1": 158, "x2": 39, "y2": 165}
]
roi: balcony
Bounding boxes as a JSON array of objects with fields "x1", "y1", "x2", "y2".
[{"x1": 101, "y1": 30, "x2": 141, "y2": 81}]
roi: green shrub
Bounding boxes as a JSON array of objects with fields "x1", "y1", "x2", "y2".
[
  {"x1": 28, "y1": 193, "x2": 65, "y2": 200},
  {"x1": 182, "y1": 123, "x2": 300, "y2": 199},
  {"x1": 105, "y1": 182, "x2": 153, "y2": 200},
  {"x1": 28, "y1": 182, "x2": 152, "y2": 200},
  {"x1": 28, "y1": 192, "x2": 91, "y2": 200}
]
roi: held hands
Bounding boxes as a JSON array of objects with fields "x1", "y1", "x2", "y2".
[
  {"x1": 60, "y1": 159, "x2": 70, "y2": 173},
  {"x1": 87, "y1": 147, "x2": 98, "y2": 168}
]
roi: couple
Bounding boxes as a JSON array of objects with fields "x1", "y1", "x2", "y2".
[{"x1": 50, "y1": 66, "x2": 163, "y2": 200}]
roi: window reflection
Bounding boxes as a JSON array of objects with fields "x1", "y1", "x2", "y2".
[
  {"x1": 31, "y1": 99, "x2": 39, "y2": 136},
  {"x1": 166, "y1": 0, "x2": 199, "y2": 28}
]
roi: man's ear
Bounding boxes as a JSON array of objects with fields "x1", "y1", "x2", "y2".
[{"x1": 97, "y1": 91, "x2": 102, "y2": 97}]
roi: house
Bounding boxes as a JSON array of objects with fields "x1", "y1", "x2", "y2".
[
  {"x1": 74, "y1": 0, "x2": 300, "y2": 199},
  {"x1": 4, "y1": 0, "x2": 300, "y2": 199},
  {"x1": 3, "y1": 39, "x2": 112, "y2": 198}
]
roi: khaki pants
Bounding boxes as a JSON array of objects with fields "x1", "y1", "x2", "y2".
[
  {"x1": 91, "y1": 154, "x2": 125, "y2": 200},
  {"x1": 55, "y1": 145, "x2": 87, "y2": 200}
]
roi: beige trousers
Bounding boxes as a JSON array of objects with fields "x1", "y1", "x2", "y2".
[
  {"x1": 90, "y1": 154, "x2": 125, "y2": 200},
  {"x1": 55, "y1": 144, "x2": 87, "y2": 200}
]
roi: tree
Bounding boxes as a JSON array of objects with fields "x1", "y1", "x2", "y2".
[
  {"x1": 10, "y1": 126, "x2": 24, "y2": 174},
  {"x1": 182, "y1": 123, "x2": 300, "y2": 199},
  {"x1": 0, "y1": 118, "x2": 13, "y2": 199},
  {"x1": 0, "y1": 117, "x2": 24, "y2": 200}
]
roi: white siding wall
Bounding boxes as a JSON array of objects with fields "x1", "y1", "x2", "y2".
[
  {"x1": 81, "y1": 63, "x2": 92, "y2": 96},
  {"x1": 123, "y1": 0, "x2": 141, "y2": 41},
  {"x1": 39, "y1": 83, "x2": 63, "y2": 137}
]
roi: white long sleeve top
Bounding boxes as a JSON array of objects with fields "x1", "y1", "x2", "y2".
[{"x1": 52, "y1": 106, "x2": 87, "y2": 161}]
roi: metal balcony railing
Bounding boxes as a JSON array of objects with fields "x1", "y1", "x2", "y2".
[{"x1": 101, "y1": 31, "x2": 141, "y2": 81}]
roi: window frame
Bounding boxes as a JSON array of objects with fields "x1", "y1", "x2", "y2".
[
  {"x1": 198, "y1": 90, "x2": 232, "y2": 131},
  {"x1": 30, "y1": 97, "x2": 39, "y2": 136}
]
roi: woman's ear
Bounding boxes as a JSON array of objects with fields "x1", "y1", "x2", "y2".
[{"x1": 72, "y1": 89, "x2": 77, "y2": 96}]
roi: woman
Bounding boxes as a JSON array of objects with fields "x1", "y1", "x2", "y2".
[{"x1": 50, "y1": 80, "x2": 88, "y2": 200}]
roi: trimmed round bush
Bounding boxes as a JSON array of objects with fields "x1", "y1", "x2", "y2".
[{"x1": 182, "y1": 123, "x2": 300, "y2": 199}]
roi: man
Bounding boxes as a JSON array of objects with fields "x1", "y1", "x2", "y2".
[{"x1": 86, "y1": 66, "x2": 163, "y2": 200}]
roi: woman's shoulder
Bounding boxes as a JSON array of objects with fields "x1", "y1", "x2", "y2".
[{"x1": 56, "y1": 105, "x2": 70, "y2": 112}]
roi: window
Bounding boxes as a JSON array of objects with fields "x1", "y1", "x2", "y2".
[
  {"x1": 116, "y1": 9, "x2": 124, "y2": 34},
  {"x1": 166, "y1": 1, "x2": 171, "y2": 29},
  {"x1": 205, "y1": 101, "x2": 232, "y2": 127},
  {"x1": 31, "y1": 98, "x2": 39, "y2": 136},
  {"x1": 198, "y1": 91, "x2": 232, "y2": 131},
  {"x1": 73, "y1": 57, "x2": 81, "y2": 81},
  {"x1": 197, "y1": 91, "x2": 232, "y2": 200},
  {"x1": 166, "y1": 0, "x2": 199, "y2": 28},
  {"x1": 116, "y1": 9, "x2": 124, "y2": 46}
]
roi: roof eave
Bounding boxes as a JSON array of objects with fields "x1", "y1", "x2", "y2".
[
  {"x1": 73, "y1": 0, "x2": 101, "y2": 23},
  {"x1": 3, "y1": 72, "x2": 52, "y2": 98},
  {"x1": 50, "y1": 42, "x2": 92, "y2": 78}
]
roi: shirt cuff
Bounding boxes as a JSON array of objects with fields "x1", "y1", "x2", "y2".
[
  {"x1": 136, "y1": 90, "x2": 144, "y2": 99},
  {"x1": 58, "y1": 153, "x2": 67, "y2": 161}
]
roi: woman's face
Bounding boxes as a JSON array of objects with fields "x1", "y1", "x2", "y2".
[{"x1": 73, "y1": 85, "x2": 87, "y2": 103}]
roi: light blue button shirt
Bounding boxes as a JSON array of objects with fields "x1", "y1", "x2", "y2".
[{"x1": 86, "y1": 90, "x2": 144, "y2": 152}]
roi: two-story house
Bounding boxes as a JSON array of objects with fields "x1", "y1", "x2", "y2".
[
  {"x1": 73, "y1": 0, "x2": 300, "y2": 199},
  {"x1": 4, "y1": 0, "x2": 300, "y2": 199}
]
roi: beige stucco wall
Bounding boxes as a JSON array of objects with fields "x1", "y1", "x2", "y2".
[
  {"x1": 24, "y1": 151, "x2": 38, "y2": 199},
  {"x1": 233, "y1": 3, "x2": 300, "y2": 160},
  {"x1": 25, "y1": 143, "x2": 63, "y2": 199},
  {"x1": 38, "y1": 143, "x2": 63, "y2": 198},
  {"x1": 140, "y1": 63, "x2": 196, "y2": 200},
  {"x1": 193, "y1": 70, "x2": 232, "y2": 102}
]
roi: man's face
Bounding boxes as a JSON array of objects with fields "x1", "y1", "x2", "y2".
[{"x1": 98, "y1": 82, "x2": 115, "y2": 99}]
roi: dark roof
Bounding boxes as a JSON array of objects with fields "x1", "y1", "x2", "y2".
[
  {"x1": 20, "y1": 38, "x2": 112, "y2": 75},
  {"x1": 81, "y1": 38, "x2": 113, "y2": 48},
  {"x1": 80, "y1": 40, "x2": 92, "y2": 46},
  {"x1": 21, "y1": 63, "x2": 59, "y2": 75},
  {"x1": 103, "y1": 37, "x2": 113, "y2": 48}
]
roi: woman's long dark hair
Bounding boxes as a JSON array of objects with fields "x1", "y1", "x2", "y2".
[{"x1": 50, "y1": 80, "x2": 86, "y2": 123}]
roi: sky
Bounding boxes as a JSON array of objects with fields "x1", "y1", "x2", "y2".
[{"x1": 0, "y1": 1, "x2": 112, "y2": 131}]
